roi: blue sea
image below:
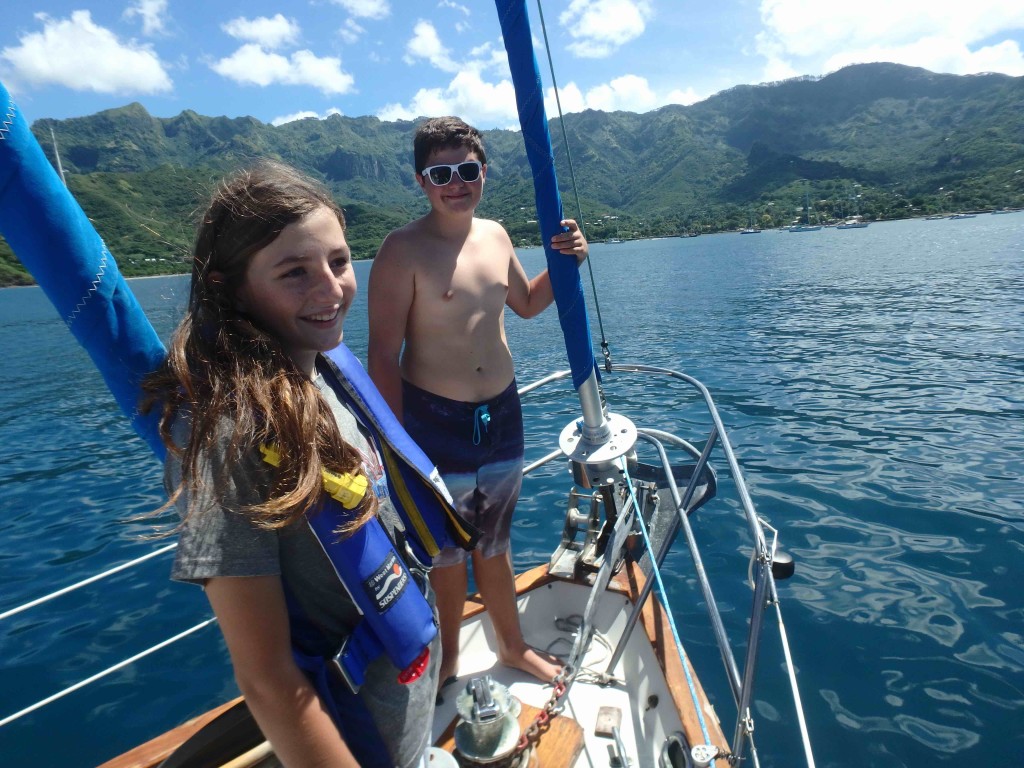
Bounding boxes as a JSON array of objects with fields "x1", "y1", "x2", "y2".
[{"x1": 1, "y1": 215, "x2": 1022, "y2": 767}]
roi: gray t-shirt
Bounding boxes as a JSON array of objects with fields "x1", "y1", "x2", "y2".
[{"x1": 168, "y1": 372, "x2": 439, "y2": 768}]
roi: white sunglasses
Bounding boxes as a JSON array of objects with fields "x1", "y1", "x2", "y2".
[{"x1": 421, "y1": 161, "x2": 483, "y2": 186}]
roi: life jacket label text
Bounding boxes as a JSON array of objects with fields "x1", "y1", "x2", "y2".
[{"x1": 364, "y1": 551, "x2": 408, "y2": 613}]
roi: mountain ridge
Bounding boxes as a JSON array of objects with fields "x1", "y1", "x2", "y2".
[{"x1": 2, "y1": 62, "x2": 1022, "y2": 285}]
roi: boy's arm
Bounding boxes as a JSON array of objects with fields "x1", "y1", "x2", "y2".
[
  {"x1": 368, "y1": 236, "x2": 413, "y2": 422},
  {"x1": 506, "y1": 218, "x2": 589, "y2": 319}
]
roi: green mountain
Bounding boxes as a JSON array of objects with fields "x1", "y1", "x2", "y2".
[{"x1": 3, "y1": 62, "x2": 1023, "y2": 286}]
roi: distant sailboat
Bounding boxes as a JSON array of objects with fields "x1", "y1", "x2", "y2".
[
  {"x1": 789, "y1": 181, "x2": 821, "y2": 232},
  {"x1": 837, "y1": 184, "x2": 869, "y2": 229},
  {"x1": 740, "y1": 212, "x2": 761, "y2": 233},
  {"x1": 49, "y1": 127, "x2": 68, "y2": 187}
]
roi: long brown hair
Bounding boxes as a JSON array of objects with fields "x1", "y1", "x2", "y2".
[{"x1": 142, "y1": 160, "x2": 376, "y2": 531}]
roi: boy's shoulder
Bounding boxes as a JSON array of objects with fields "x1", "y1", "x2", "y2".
[
  {"x1": 374, "y1": 217, "x2": 429, "y2": 262},
  {"x1": 473, "y1": 216, "x2": 508, "y2": 235}
]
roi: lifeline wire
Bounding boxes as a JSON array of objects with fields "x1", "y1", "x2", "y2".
[
  {"x1": 761, "y1": 520, "x2": 817, "y2": 768},
  {"x1": 0, "y1": 617, "x2": 217, "y2": 727},
  {"x1": 534, "y1": 0, "x2": 612, "y2": 369},
  {"x1": 0, "y1": 543, "x2": 177, "y2": 622}
]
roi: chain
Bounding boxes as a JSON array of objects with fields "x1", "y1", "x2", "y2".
[{"x1": 513, "y1": 669, "x2": 571, "y2": 755}]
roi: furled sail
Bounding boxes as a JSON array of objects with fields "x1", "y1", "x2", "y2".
[
  {"x1": 495, "y1": 0, "x2": 596, "y2": 392},
  {"x1": 0, "y1": 81, "x2": 167, "y2": 457}
]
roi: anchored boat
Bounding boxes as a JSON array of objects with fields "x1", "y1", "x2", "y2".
[{"x1": 0, "y1": 3, "x2": 816, "y2": 767}]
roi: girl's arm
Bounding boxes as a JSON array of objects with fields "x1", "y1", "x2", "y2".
[{"x1": 205, "y1": 574, "x2": 360, "y2": 768}]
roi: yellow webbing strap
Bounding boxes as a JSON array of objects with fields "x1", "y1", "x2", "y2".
[
  {"x1": 379, "y1": 444, "x2": 477, "y2": 555},
  {"x1": 259, "y1": 444, "x2": 368, "y2": 510},
  {"x1": 379, "y1": 444, "x2": 441, "y2": 558}
]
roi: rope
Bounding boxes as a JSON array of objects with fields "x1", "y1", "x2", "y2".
[
  {"x1": 0, "y1": 543, "x2": 177, "y2": 622},
  {"x1": 619, "y1": 459, "x2": 716, "y2": 756},
  {"x1": 534, "y1": 0, "x2": 613, "y2": 371},
  {"x1": 0, "y1": 617, "x2": 217, "y2": 727}
]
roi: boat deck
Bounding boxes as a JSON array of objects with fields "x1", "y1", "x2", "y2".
[{"x1": 100, "y1": 563, "x2": 727, "y2": 768}]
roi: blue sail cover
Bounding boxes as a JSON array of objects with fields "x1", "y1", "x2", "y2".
[
  {"x1": 495, "y1": 0, "x2": 595, "y2": 391},
  {"x1": 0, "y1": 81, "x2": 167, "y2": 458}
]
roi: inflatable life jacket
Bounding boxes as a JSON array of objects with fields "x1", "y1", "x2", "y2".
[
  {"x1": 320, "y1": 343, "x2": 481, "y2": 562},
  {"x1": 0, "y1": 80, "x2": 475, "y2": 761},
  {"x1": 264, "y1": 354, "x2": 480, "y2": 765},
  {"x1": 267, "y1": 348, "x2": 479, "y2": 690},
  {"x1": 260, "y1": 444, "x2": 434, "y2": 693}
]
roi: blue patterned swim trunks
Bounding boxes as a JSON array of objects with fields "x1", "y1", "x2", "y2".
[{"x1": 402, "y1": 379, "x2": 524, "y2": 566}]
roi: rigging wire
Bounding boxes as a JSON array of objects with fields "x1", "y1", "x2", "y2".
[{"x1": 534, "y1": 0, "x2": 614, "y2": 372}]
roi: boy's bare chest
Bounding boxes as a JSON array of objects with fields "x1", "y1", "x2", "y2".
[{"x1": 417, "y1": 251, "x2": 508, "y2": 313}]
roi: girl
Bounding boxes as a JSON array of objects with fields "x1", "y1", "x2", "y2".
[{"x1": 143, "y1": 161, "x2": 459, "y2": 768}]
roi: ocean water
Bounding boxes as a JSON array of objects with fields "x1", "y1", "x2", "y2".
[{"x1": 1, "y1": 214, "x2": 1022, "y2": 767}]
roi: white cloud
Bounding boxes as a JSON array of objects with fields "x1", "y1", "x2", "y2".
[
  {"x1": 0, "y1": 11, "x2": 171, "y2": 94},
  {"x1": 272, "y1": 107, "x2": 344, "y2": 126},
  {"x1": 824, "y1": 37, "x2": 1024, "y2": 78},
  {"x1": 211, "y1": 44, "x2": 355, "y2": 95},
  {"x1": 404, "y1": 20, "x2": 459, "y2": 72},
  {"x1": 438, "y1": 1, "x2": 471, "y2": 15},
  {"x1": 330, "y1": 0, "x2": 391, "y2": 20},
  {"x1": 664, "y1": 87, "x2": 702, "y2": 107},
  {"x1": 377, "y1": 70, "x2": 519, "y2": 129},
  {"x1": 559, "y1": 0, "x2": 652, "y2": 58},
  {"x1": 542, "y1": 82, "x2": 583, "y2": 115},
  {"x1": 586, "y1": 75, "x2": 657, "y2": 112},
  {"x1": 222, "y1": 15, "x2": 301, "y2": 50},
  {"x1": 378, "y1": 67, "x2": 689, "y2": 130},
  {"x1": 339, "y1": 19, "x2": 366, "y2": 45},
  {"x1": 545, "y1": 75, "x2": 689, "y2": 115},
  {"x1": 757, "y1": 0, "x2": 1024, "y2": 78},
  {"x1": 123, "y1": 0, "x2": 169, "y2": 37}
]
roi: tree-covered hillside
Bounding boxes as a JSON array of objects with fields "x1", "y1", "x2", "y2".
[{"x1": 3, "y1": 62, "x2": 1023, "y2": 285}]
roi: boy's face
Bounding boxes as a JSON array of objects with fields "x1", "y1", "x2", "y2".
[{"x1": 417, "y1": 146, "x2": 485, "y2": 216}]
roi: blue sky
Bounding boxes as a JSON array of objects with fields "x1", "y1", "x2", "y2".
[{"x1": 2, "y1": 1, "x2": 1023, "y2": 129}]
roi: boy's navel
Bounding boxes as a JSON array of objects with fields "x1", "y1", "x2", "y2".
[{"x1": 443, "y1": 289, "x2": 454, "y2": 300}]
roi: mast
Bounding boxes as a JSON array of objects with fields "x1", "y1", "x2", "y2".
[{"x1": 495, "y1": 0, "x2": 635, "y2": 483}]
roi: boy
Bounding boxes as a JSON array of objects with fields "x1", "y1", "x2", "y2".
[{"x1": 368, "y1": 116, "x2": 587, "y2": 687}]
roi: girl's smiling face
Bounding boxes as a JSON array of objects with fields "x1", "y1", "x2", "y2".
[{"x1": 237, "y1": 205, "x2": 354, "y2": 376}]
